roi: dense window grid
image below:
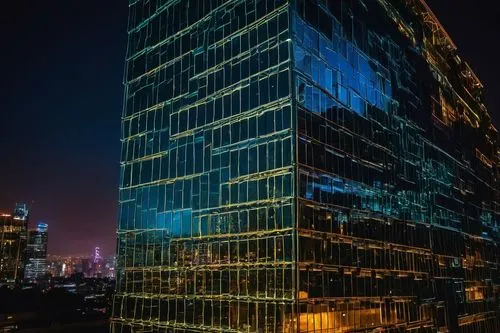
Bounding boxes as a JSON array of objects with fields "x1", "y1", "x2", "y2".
[
  {"x1": 113, "y1": 1, "x2": 297, "y2": 332},
  {"x1": 112, "y1": 1, "x2": 500, "y2": 333},
  {"x1": 24, "y1": 224, "x2": 49, "y2": 282},
  {"x1": 293, "y1": 0, "x2": 499, "y2": 332}
]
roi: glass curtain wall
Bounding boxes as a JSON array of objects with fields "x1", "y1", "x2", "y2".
[
  {"x1": 112, "y1": 1, "x2": 500, "y2": 333},
  {"x1": 293, "y1": 1, "x2": 499, "y2": 333},
  {"x1": 113, "y1": 1, "x2": 297, "y2": 332}
]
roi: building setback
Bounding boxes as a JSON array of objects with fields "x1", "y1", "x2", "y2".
[{"x1": 112, "y1": 1, "x2": 500, "y2": 332}]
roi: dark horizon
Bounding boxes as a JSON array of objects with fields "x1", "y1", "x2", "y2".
[{"x1": 0, "y1": 0, "x2": 498, "y2": 257}]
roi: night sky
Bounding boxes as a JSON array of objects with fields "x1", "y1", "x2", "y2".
[
  {"x1": 0, "y1": 1, "x2": 128, "y2": 257},
  {"x1": 0, "y1": 1, "x2": 498, "y2": 257}
]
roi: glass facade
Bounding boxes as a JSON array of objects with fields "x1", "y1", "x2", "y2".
[
  {"x1": 0, "y1": 204, "x2": 28, "y2": 284},
  {"x1": 113, "y1": 1, "x2": 500, "y2": 332},
  {"x1": 24, "y1": 223, "x2": 49, "y2": 282},
  {"x1": 293, "y1": 1, "x2": 499, "y2": 332},
  {"x1": 113, "y1": 1, "x2": 297, "y2": 332}
]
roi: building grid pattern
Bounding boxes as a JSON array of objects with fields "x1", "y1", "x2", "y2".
[
  {"x1": 112, "y1": 0, "x2": 500, "y2": 332},
  {"x1": 0, "y1": 204, "x2": 28, "y2": 284}
]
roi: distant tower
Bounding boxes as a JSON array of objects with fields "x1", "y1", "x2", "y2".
[
  {"x1": 0, "y1": 203, "x2": 29, "y2": 284},
  {"x1": 24, "y1": 222, "x2": 48, "y2": 282},
  {"x1": 13, "y1": 203, "x2": 29, "y2": 221},
  {"x1": 104, "y1": 255, "x2": 116, "y2": 278},
  {"x1": 94, "y1": 246, "x2": 102, "y2": 264},
  {"x1": 93, "y1": 246, "x2": 103, "y2": 277}
]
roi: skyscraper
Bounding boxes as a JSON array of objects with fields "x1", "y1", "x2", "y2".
[
  {"x1": 93, "y1": 246, "x2": 104, "y2": 277},
  {"x1": 0, "y1": 203, "x2": 28, "y2": 284},
  {"x1": 113, "y1": 1, "x2": 500, "y2": 332},
  {"x1": 24, "y1": 222, "x2": 48, "y2": 282}
]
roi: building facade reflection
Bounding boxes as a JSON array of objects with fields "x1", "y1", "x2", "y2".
[{"x1": 112, "y1": 1, "x2": 500, "y2": 332}]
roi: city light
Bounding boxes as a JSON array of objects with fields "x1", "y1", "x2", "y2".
[{"x1": 1, "y1": 1, "x2": 499, "y2": 333}]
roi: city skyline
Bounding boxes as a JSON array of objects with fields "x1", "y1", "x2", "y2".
[
  {"x1": 0, "y1": 1, "x2": 499, "y2": 260},
  {"x1": 0, "y1": 205, "x2": 114, "y2": 258},
  {"x1": 0, "y1": 0, "x2": 127, "y2": 257}
]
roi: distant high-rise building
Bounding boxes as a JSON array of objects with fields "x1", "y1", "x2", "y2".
[
  {"x1": 92, "y1": 246, "x2": 103, "y2": 277},
  {"x1": 24, "y1": 222, "x2": 48, "y2": 281},
  {"x1": 81, "y1": 257, "x2": 91, "y2": 277},
  {"x1": 113, "y1": 1, "x2": 500, "y2": 332},
  {"x1": 104, "y1": 255, "x2": 116, "y2": 279},
  {"x1": 0, "y1": 203, "x2": 28, "y2": 284},
  {"x1": 93, "y1": 246, "x2": 102, "y2": 264}
]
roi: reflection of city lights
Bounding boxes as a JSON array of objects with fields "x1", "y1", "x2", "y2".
[{"x1": 109, "y1": 1, "x2": 500, "y2": 332}]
